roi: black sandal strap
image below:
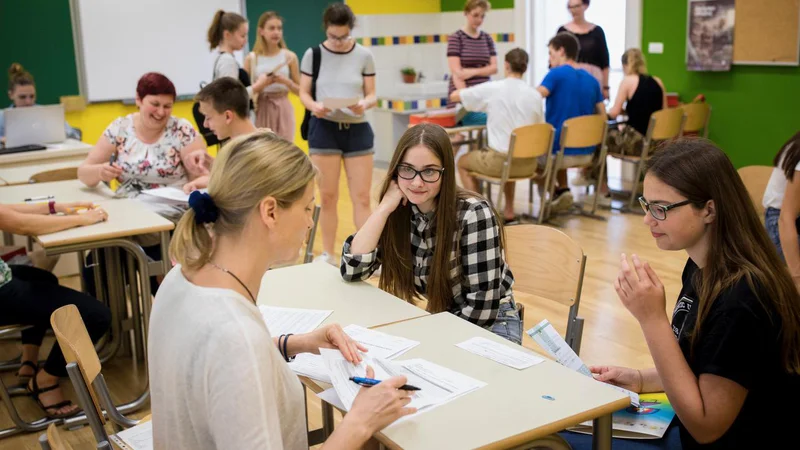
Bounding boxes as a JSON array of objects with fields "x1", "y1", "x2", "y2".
[
  {"x1": 42, "y1": 400, "x2": 73, "y2": 411},
  {"x1": 19, "y1": 361, "x2": 37, "y2": 371},
  {"x1": 35, "y1": 383, "x2": 61, "y2": 395}
]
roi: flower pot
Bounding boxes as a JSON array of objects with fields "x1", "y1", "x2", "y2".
[{"x1": 402, "y1": 73, "x2": 416, "y2": 83}]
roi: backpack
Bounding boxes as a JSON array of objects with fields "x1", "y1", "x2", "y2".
[{"x1": 300, "y1": 45, "x2": 322, "y2": 141}]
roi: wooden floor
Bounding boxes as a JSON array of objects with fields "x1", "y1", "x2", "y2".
[{"x1": 1, "y1": 167, "x2": 688, "y2": 449}]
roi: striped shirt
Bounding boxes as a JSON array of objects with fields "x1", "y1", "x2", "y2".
[{"x1": 447, "y1": 30, "x2": 497, "y2": 102}]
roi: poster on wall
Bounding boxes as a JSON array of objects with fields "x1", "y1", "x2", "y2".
[{"x1": 686, "y1": 0, "x2": 735, "y2": 71}]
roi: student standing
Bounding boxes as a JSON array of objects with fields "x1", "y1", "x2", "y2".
[
  {"x1": 207, "y1": 10, "x2": 269, "y2": 96},
  {"x1": 451, "y1": 48, "x2": 544, "y2": 223},
  {"x1": 558, "y1": 0, "x2": 610, "y2": 99},
  {"x1": 341, "y1": 124, "x2": 522, "y2": 344},
  {"x1": 244, "y1": 11, "x2": 300, "y2": 142},
  {"x1": 563, "y1": 139, "x2": 800, "y2": 449},
  {"x1": 763, "y1": 131, "x2": 800, "y2": 286},
  {"x1": 299, "y1": 3, "x2": 377, "y2": 264},
  {"x1": 150, "y1": 131, "x2": 414, "y2": 449}
]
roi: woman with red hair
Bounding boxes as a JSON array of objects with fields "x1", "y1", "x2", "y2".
[{"x1": 79, "y1": 72, "x2": 208, "y2": 206}]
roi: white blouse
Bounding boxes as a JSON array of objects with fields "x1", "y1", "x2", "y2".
[{"x1": 148, "y1": 266, "x2": 307, "y2": 450}]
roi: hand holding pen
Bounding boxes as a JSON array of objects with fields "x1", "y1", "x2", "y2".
[
  {"x1": 99, "y1": 152, "x2": 123, "y2": 183},
  {"x1": 343, "y1": 366, "x2": 417, "y2": 435},
  {"x1": 350, "y1": 376, "x2": 421, "y2": 391}
]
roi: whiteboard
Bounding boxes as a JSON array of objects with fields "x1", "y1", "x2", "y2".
[{"x1": 71, "y1": 0, "x2": 245, "y2": 102}]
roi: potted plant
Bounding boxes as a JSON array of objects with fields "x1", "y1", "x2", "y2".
[{"x1": 401, "y1": 66, "x2": 417, "y2": 84}]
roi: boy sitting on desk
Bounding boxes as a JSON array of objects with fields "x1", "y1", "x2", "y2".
[
  {"x1": 450, "y1": 48, "x2": 543, "y2": 223},
  {"x1": 184, "y1": 78, "x2": 262, "y2": 192}
]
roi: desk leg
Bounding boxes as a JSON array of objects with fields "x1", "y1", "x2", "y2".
[
  {"x1": 2, "y1": 231, "x2": 12, "y2": 246},
  {"x1": 592, "y1": 414, "x2": 612, "y2": 450},
  {"x1": 322, "y1": 400, "x2": 335, "y2": 438}
]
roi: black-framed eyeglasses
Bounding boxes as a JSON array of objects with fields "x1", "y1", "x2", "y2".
[
  {"x1": 396, "y1": 164, "x2": 445, "y2": 183},
  {"x1": 638, "y1": 196, "x2": 692, "y2": 221},
  {"x1": 326, "y1": 33, "x2": 352, "y2": 42}
]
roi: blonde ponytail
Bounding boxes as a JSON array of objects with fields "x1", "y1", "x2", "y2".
[
  {"x1": 621, "y1": 48, "x2": 648, "y2": 75},
  {"x1": 170, "y1": 131, "x2": 316, "y2": 270}
]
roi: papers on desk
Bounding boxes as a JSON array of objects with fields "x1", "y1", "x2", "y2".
[
  {"x1": 109, "y1": 420, "x2": 153, "y2": 450},
  {"x1": 322, "y1": 97, "x2": 360, "y2": 110},
  {"x1": 140, "y1": 187, "x2": 206, "y2": 204},
  {"x1": 455, "y1": 336, "x2": 544, "y2": 370},
  {"x1": 527, "y1": 319, "x2": 640, "y2": 407},
  {"x1": 258, "y1": 305, "x2": 332, "y2": 337},
  {"x1": 569, "y1": 393, "x2": 676, "y2": 439},
  {"x1": 342, "y1": 324, "x2": 419, "y2": 359},
  {"x1": 320, "y1": 348, "x2": 486, "y2": 423},
  {"x1": 289, "y1": 353, "x2": 331, "y2": 384}
]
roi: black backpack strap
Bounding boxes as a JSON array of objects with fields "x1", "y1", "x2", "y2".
[{"x1": 310, "y1": 45, "x2": 322, "y2": 100}]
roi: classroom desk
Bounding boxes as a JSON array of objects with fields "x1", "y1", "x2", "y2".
[
  {"x1": 371, "y1": 313, "x2": 628, "y2": 450},
  {"x1": 0, "y1": 178, "x2": 114, "y2": 204},
  {"x1": 0, "y1": 159, "x2": 82, "y2": 186},
  {"x1": 0, "y1": 139, "x2": 91, "y2": 165},
  {"x1": 258, "y1": 263, "x2": 429, "y2": 328}
]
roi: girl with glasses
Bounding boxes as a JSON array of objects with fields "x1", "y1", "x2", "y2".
[
  {"x1": 299, "y1": 3, "x2": 377, "y2": 265},
  {"x1": 340, "y1": 124, "x2": 522, "y2": 344},
  {"x1": 561, "y1": 138, "x2": 800, "y2": 449}
]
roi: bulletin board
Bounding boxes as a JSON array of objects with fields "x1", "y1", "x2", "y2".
[{"x1": 733, "y1": 0, "x2": 800, "y2": 65}]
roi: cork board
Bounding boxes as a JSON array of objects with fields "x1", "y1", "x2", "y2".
[{"x1": 733, "y1": 0, "x2": 800, "y2": 65}]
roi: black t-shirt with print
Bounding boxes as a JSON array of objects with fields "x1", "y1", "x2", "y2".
[{"x1": 672, "y1": 259, "x2": 800, "y2": 449}]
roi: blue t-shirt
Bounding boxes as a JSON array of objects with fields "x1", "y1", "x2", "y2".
[{"x1": 541, "y1": 65, "x2": 603, "y2": 155}]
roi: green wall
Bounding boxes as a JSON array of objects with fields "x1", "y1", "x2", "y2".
[
  {"x1": 642, "y1": 1, "x2": 800, "y2": 168},
  {"x1": 441, "y1": 0, "x2": 514, "y2": 12},
  {"x1": 0, "y1": 0, "x2": 79, "y2": 105},
  {"x1": 246, "y1": 1, "x2": 338, "y2": 57}
]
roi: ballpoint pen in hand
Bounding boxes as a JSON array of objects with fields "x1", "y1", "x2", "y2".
[{"x1": 350, "y1": 376, "x2": 421, "y2": 391}]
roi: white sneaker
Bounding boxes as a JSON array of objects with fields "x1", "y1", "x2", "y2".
[
  {"x1": 549, "y1": 191, "x2": 575, "y2": 213},
  {"x1": 585, "y1": 193, "x2": 612, "y2": 208},
  {"x1": 571, "y1": 174, "x2": 594, "y2": 187},
  {"x1": 314, "y1": 252, "x2": 334, "y2": 266}
]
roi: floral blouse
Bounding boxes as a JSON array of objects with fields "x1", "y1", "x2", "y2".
[
  {"x1": 0, "y1": 259, "x2": 10, "y2": 289},
  {"x1": 103, "y1": 114, "x2": 197, "y2": 198}
]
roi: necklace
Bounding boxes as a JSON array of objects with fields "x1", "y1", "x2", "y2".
[{"x1": 209, "y1": 262, "x2": 256, "y2": 304}]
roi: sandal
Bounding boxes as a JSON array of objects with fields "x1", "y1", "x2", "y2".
[
  {"x1": 27, "y1": 373, "x2": 82, "y2": 419},
  {"x1": 15, "y1": 360, "x2": 37, "y2": 387}
]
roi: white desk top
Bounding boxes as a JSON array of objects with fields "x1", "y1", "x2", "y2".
[
  {"x1": 36, "y1": 199, "x2": 174, "y2": 248},
  {"x1": 373, "y1": 313, "x2": 629, "y2": 450},
  {"x1": 0, "y1": 139, "x2": 92, "y2": 165},
  {"x1": 1, "y1": 159, "x2": 82, "y2": 186},
  {"x1": 258, "y1": 263, "x2": 429, "y2": 329},
  {"x1": 0, "y1": 179, "x2": 114, "y2": 204}
]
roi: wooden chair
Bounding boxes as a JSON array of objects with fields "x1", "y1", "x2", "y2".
[
  {"x1": 29, "y1": 167, "x2": 79, "y2": 184},
  {"x1": 38, "y1": 423, "x2": 73, "y2": 450},
  {"x1": 738, "y1": 165, "x2": 774, "y2": 219},
  {"x1": 681, "y1": 102, "x2": 711, "y2": 138},
  {"x1": 613, "y1": 108, "x2": 686, "y2": 211},
  {"x1": 550, "y1": 114, "x2": 610, "y2": 220},
  {"x1": 467, "y1": 123, "x2": 555, "y2": 224},
  {"x1": 505, "y1": 224, "x2": 587, "y2": 354},
  {"x1": 51, "y1": 305, "x2": 146, "y2": 448}
]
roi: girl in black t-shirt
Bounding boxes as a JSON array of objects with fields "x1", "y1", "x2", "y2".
[{"x1": 566, "y1": 139, "x2": 800, "y2": 449}]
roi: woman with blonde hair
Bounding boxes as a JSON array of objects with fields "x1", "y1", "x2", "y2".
[
  {"x1": 341, "y1": 123, "x2": 522, "y2": 344},
  {"x1": 149, "y1": 131, "x2": 415, "y2": 449},
  {"x1": 244, "y1": 11, "x2": 300, "y2": 141}
]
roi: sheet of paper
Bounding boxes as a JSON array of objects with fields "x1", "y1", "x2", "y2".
[
  {"x1": 258, "y1": 305, "x2": 332, "y2": 337},
  {"x1": 140, "y1": 186, "x2": 206, "y2": 203},
  {"x1": 114, "y1": 420, "x2": 153, "y2": 450},
  {"x1": 317, "y1": 387, "x2": 347, "y2": 411},
  {"x1": 527, "y1": 319, "x2": 640, "y2": 406},
  {"x1": 322, "y1": 97, "x2": 360, "y2": 110},
  {"x1": 343, "y1": 324, "x2": 419, "y2": 360},
  {"x1": 455, "y1": 336, "x2": 545, "y2": 370},
  {"x1": 288, "y1": 353, "x2": 331, "y2": 383}
]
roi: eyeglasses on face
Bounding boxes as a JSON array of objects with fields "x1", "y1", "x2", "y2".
[
  {"x1": 396, "y1": 164, "x2": 444, "y2": 183},
  {"x1": 638, "y1": 196, "x2": 693, "y2": 220},
  {"x1": 326, "y1": 33, "x2": 352, "y2": 42}
]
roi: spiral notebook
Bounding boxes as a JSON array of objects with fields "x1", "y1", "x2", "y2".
[
  {"x1": 109, "y1": 420, "x2": 153, "y2": 450},
  {"x1": 567, "y1": 393, "x2": 675, "y2": 439}
]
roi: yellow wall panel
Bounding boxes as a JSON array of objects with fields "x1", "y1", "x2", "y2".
[{"x1": 346, "y1": 0, "x2": 440, "y2": 15}]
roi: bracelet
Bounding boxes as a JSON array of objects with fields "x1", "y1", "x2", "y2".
[
  {"x1": 603, "y1": 86, "x2": 610, "y2": 89},
  {"x1": 278, "y1": 334, "x2": 286, "y2": 360},
  {"x1": 48, "y1": 200, "x2": 57, "y2": 215},
  {"x1": 283, "y1": 333, "x2": 295, "y2": 362}
]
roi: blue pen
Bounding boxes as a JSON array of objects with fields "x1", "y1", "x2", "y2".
[{"x1": 350, "y1": 376, "x2": 421, "y2": 391}]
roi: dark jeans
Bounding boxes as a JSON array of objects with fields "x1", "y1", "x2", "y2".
[
  {"x1": 559, "y1": 420, "x2": 682, "y2": 449},
  {"x1": 0, "y1": 265, "x2": 111, "y2": 377},
  {"x1": 765, "y1": 207, "x2": 800, "y2": 261}
]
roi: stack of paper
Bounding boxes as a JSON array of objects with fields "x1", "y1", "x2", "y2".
[
  {"x1": 455, "y1": 336, "x2": 544, "y2": 370},
  {"x1": 320, "y1": 348, "x2": 486, "y2": 423},
  {"x1": 527, "y1": 319, "x2": 640, "y2": 407},
  {"x1": 140, "y1": 187, "x2": 205, "y2": 204},
  {"x1": 569, "y1": 393, "x2": 676, "y2": 439},
  {"x1": 289, "y1": 353, "x2": 331, "y2": 383},
  {"x1": 110, "y1": 420, "x2": 153, "y2": 450},
  {"x1": 258, "y1": 305, "x2": 332, "y2": 337}
]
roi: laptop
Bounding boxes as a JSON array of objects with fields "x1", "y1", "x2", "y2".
[{"x1": 4, "y1": 104, "x2": 66, "y2": 148}]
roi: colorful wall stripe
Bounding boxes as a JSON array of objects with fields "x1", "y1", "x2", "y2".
[
  {"x1": 346, "y1": 0, "x2": 440, "y2": 15},
  {"x1": 356, "y1": 32, "x2": 514, "y2": 47},
  {"x1": 377, "y1": 97, "x2": 449, "y2": 112}
]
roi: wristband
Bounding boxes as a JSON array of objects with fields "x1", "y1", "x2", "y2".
[
  {"x1": 603, "y1": 86, "x2": 610, "y2": 89},
  {"x1": 283, "y1": 333, "x2": 295, "y2": 362},
  {"x1": 49, "y1": 200, "x2": 57, "y2": 215}
]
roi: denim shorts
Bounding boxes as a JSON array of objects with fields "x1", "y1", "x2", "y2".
[
  {"x1": 459, "y1": 111, "x2": 487, "y2": 126},
  {"x1": 308, "y1": 117, "x2": 374, "y2": 158},
  {"x1": 765, "y1": 207, "x2": 800, "y2": 261},
  {"x1": 490, "y1": 300, "x2": 522, "y2": 345}
]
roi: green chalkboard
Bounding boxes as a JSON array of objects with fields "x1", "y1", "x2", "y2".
[
  {"x1": 246, "y1": 0, "x2": 341, "y2": 61},
  {"x1": 0, "y1": 0, "x2": 79, "y2": 105},
  {"x1": 441, "y1": 0, "x2": 514, "y2": 12}
]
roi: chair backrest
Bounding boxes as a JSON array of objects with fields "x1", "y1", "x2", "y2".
[
  {"x1": 50, "y1": 305, "x2": 105, "y2": 424},
  {"x1": 681, "y1": 102, "x2": 711, "y2": 135},
  {"x1": 738, "y1": 165, "x2": 774, "y2": 218},
  {"x1": 560, "y1": 114, "x2": 606, "y2": 149},
  {"x1": 504, "y1": 224, "x2": 585, "y2": 307},
  {"x1": 29, "y1": 167, "x2": 78, "y2": 184},
  {"x1": 508, "y1": 123, "x2": 554, "y2": 159},
  {"x1": 45, "y1": 423, "x2": 73, "y2": 450},
  {"x1": 646, "y1": 107, "x2": 685, "y2": 142}
]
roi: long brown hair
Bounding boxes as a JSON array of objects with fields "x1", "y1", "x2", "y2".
[
  {"x1": 207, "y1": 10, "x2": 247, "y2": 50},
  {"x1": 647, "y1": 138, "x2": 800, "y2": 374},
  {"x1": 7, "y1": 63, "x2": 34, "y2": 92},
  {"x1": 378, "y1": 123, "x2": 504, "y2": 314},
  {"x1": 253, "y1": 11, "x2": 286, "y2": 54},
  {"x1": 773, "y1": 131, "x2": 800, "y2": 181}
]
